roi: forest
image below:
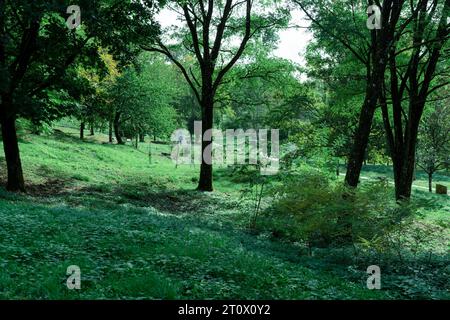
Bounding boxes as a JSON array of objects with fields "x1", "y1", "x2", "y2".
[{"x1": 0, "y1": 0, "x2": 449, "y2": 300}]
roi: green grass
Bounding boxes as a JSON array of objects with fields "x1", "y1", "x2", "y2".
[
  {"x1": 0, "y1": 128, "x2": 448, "y2": 299},
  {"x1": 348, "y1": 164, "x2": 450, "y2": 223},
  {"x1": 353, "y1": 164, "x2": 450, "y2": 192},
  {"x1": 0, "y1": 196, "x2": 389, "y2": 299}
]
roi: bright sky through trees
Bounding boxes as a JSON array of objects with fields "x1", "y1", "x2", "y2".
[{"x1": 157, "y1": 7, "x2": 312, "y2": 65}]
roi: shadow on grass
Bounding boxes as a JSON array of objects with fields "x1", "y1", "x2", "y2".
[
  {"x1": 52, "y1": 129, "x2": 113, "y2": 146},
  {"x1": 3, "y1": 170, "x2": 235, "y2": 216},
  {"x1": 98, "y1": 181, "x2": 235, "y2": 215}
]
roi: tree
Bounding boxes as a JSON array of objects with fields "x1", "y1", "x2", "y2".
[
  {"x1": 295, "y1": 0, "x2": 406, "y2": 189},
  {"x1": 217, "y1": 50, "x2": 305, "y2": 136},
  {"x1": 0, "y1": 0, "x2": 160, "y2": 191},
  {"x1": 417, "y1": 103, "x2": 450, "y2": 192},
  {"x1": 109, "y1": 53, "x2": 181, "y2": 146},
  {"x1": 74, "y1": 48, "x2": 121, "y2": 140},
  {"x1": 143, "y1": 0, "x2": 288, "y2": 191},
  {"x1": 380, "y1": 0, "x2": 450, "y2": 199}
]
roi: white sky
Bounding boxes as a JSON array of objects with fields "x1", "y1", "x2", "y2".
[{"x1": 156, "y1": 8, "x2": 312, "y2": 66}]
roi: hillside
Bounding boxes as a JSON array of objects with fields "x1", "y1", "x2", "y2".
[{"x1": 0, "y1": 129, "x2": 448, "y2": 299}]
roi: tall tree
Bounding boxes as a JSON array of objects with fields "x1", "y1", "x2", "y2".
[
  {"x1": 0, "y1": 0, "x2": 160, "y2": 191},
  {"x1": 380, "y1": 0, "x2": 450, "y2": 199},
  {"x1": 74, "y1": 48, "x2": 121, "y2": 140},
  {"x1": 295, "y1": 0, "x2": 406, "y2": 188},
  {"x1": 143, "y1": 0, "x2": 287, "y2": 191},
  {"x1": 109, "y1": 53, "x2": 181, "y2": 146}
]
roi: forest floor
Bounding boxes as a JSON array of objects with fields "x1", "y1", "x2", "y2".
[{"x1": 0, "y1": 128, "x2": 448, "y2": 299}]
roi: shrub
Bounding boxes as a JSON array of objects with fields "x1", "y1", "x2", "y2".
[{"x1": 260, "y1": 169, "x2": 417, "y2": 250}]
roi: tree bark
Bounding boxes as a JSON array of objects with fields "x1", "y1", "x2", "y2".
[
  {"x1": 113, "y1": 111, "x2": 124, "y2": 145},
  {"x1": 1, "y1": 114, "x2": 25, "y2": 192},
  {"x1": 80, "y1": 122, "x2": 85, "y2": 140},
  {"x1": 139, "y1": 133, "x2": 145, "y2": 143},
  {"x1": 89, "y1": 123, "x2": 94, "y2": 136},
  {"x1": 344, "y1": 94, "x2": 377, "y2": 187},
  {"x1": 395, "y1": 160, "x2": 415, "y2": 199},
  {"x1": 393, "y1": 118, "x2": 420, "y2": 200},
  {"x1": 197, "y1": 88, "x2": 214, "y2": 192},
  {"x1": 428, "y1": 172, "x2": 433, "y2": 193}
]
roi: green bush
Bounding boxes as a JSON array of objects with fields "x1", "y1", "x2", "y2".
[
  {"x1": 15, "y1": 118, "x2": 54, "y2": 137},
  {"x1": 261, "y1": 169, "x2": 416, "y2": 249}
]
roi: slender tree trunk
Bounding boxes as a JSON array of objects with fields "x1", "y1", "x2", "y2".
[
  {"x1": 113, "y1": 111, "x2": 123, "y2": 145},
  {"x1": 345, "y1": 10, "x2": 394, "y2": 188},
  {"x1": 428, "y1": 172, "x2": 433, "y2": 193},
  {"x1": 139, "y1": 133, "x2": 145, "y2": 143},
  {"x1": 80, "y1": 122, "x2": 85, "y2": 140},
  {"x1": 1, "y1": 114, "x2": 25, "y2": 192},
  {"x1": 345, "y1": 95, "x2": 377, "y2": 187},
  {"x1": 89, "y1": 123, "x2": 94, "y2": 136},
  {"x1": 197, "y1": 90, "x2": 214, "y2": 192},
  {"x1": 340, "y1": 82, "x2": 381, "y2": 244}
]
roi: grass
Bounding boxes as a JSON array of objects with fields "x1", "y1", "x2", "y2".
[
  {"x1": 352, "y1": 164, "x2": 450, "y2": 192},
  {"x1": 0, "y1": 127, "x2": 448, "y2": 299},
  {"x1": 0, "y1": 196, "x2": 389, "y2": 299}
]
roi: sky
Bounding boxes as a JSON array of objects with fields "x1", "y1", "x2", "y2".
[
  {"x1": 156, "y1": 7, "x2": 312, "y2": 66},
  {"x1": 273, "y1": 9, "x2": 312, "y2": 66}
]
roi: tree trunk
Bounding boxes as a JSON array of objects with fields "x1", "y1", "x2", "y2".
[
  {"x1": 345, "y1": 15, "x2": 393, "y2": 188},
  {"x1": 345, "y1": 96, "x2": 377, "y2": 187},
  {"x1": 395, "y1": 160, "x2": 415, "y2": 200},
  {"x1": 139, "y1": 133, "x2": 145, "y2": 143},
  {"x1": 80, "y1": 122, "x2": 85, "y2": 140},
  {"x1": 393, "y1": 126, "x2": 419, "y2": 200},
  {"x1": 113, "y1": 112, "x2": 124, "y2": 145},
  {"x1": 108, "y1": 120, "x2": 113, "y2": 143},
  {"x1": 197, "y1": 92, "x2": 214, "y2": 192},
  {"x1": 428, "y1": 172, "x2": 433, "y2": 193},
  {"x1": 89, "y1": 123, "x2": 94, "y2": 136},
  {"x1": 1, "y1": 115, "x2": 25, "y2": 192},
  {"x1": 340, "y1": 84, "x2": 380, "y2": 244}
]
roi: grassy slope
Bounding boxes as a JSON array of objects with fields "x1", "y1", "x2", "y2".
[
  {"x1": 0, "y1": 129, "x2": 447, "y2": 299},
  {"x1": 357, "y1": 164, "x2": 450, "y2": 192},
  {"x1": 338, "y1": 165, "x2": 450, "y2": 223}
]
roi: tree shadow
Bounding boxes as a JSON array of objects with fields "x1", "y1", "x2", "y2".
[{"x1": 97, "y1": 182, "x2": 232, "y2": 215}]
